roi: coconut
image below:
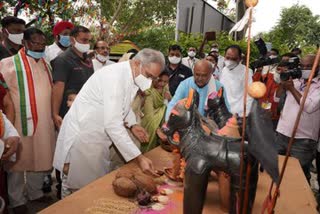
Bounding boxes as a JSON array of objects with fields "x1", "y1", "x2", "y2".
[
  {"x1": 245, "y1": 0, "x2": 258, "y2": 7},
  {"x1": 112, "y1": 177, "x2": 137, "y2": 198},
  {"x1": 248, "y1": 82, "x2": 267, "y2": 99},
  {"x1": 115, "y1": 169, "x2": 135, "y2": 179},
  {"x1": 131, "y1": 174, "x2": 158, "y2": 194}
]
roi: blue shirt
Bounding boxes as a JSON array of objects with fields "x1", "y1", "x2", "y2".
[{"x1": 165, "y1": 77, "x2": 229, "y2": 120}]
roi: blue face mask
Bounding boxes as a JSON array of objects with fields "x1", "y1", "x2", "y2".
[
  {"x1": 27, "y1": 50, "x2": 45, "y2": 59},
  {"x1": 59, "y1": 35, "x2": 71, "y2": 47}
]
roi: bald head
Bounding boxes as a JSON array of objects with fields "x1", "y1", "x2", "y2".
[
  {"x1": 194, "y1": 59, "x2": 213, "y2": 88},
  {"x1": 301, "y1": 54, "x2": 319, "y2": 78},
  {"x1": 302, "y1": 54, "x2": 316, "y2": 63},
  {"x1": 301, "y1": 54, "x2": 319, "y2": 68}
]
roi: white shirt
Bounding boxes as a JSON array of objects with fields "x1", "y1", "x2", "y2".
[
  {"x1": 182, "y1": 57, "x2": 199, "y2": 72},
  {"x1": 53, "y1": 61, "x2": 141, "y2": 176},
  {"x1": 220, "y1": 63, "x2": 253, "y2": 116},
  {"x1": 92, "y1": 58, "x2": 115, "y2": 71},
  {"x1": 0, "y1": 112, "x2": 20, "y2": 158},
  {"x1": 45, "y1": 42, "x2": 63, "y2": 63},
  {"x1": 217, "y1": 55, "x2": 225, "y2": 71}
]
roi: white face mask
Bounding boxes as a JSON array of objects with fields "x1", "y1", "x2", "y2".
[
  {"x1": 96, "y1": 54, "x2": 109, "y2": 62},
  {"x1": 224, "y1": 60, "x2": 238, "y2": 70},
  {"x1": 301, "y1": 70, "x2": 312, "y2": 79},
  {"x1": 188, "y1": 51, "x2": 196, "y2": 58},
  {"x1": 168, "y1": 56, "x2": 181, "y2": 65},
  {"x1": 134, "y1": 64, "x2": 152, "y2": 91},
  {"x1": 273, "y1": 72, "x2": 281, "y2": 83},
  {"x1": 74, "y1": 40, "x2": 90, "y2": 53},
  {"x1": 6, "y1": 29, "x2": 23, "y2": 45}
]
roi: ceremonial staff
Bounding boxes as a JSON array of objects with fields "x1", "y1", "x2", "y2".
[{"x1": 234, "y1": 0, "x2": 258, "y2": 213}]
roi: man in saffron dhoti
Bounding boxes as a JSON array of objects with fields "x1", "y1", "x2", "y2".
[{"x1": 0, "y1": 28, "x2": 55, "y2": 213}]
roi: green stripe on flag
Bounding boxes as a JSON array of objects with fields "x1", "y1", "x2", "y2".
[{"x1": 13, "y1": 54, "x2": 28, "y2": 136}]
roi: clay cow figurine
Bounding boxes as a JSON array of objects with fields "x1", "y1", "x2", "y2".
[{"x1": 163, "y1": 89, "x2": 278, "y2": 214}]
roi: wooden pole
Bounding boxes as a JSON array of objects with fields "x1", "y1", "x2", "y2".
[
  {"x1": 267, "y1": 48, "x2": 320, "y2": 213},
  {"x1": 238, "y1": 7, "x2": 253, "y2": 214}
]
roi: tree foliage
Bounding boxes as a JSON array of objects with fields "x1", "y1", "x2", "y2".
[
  {"x1": 125, "y1": 25, "x2": 176, "y2": 54},
  {"x1": 1, "y1": 0, "x2": 177, "y2": 46},
  {"x1": 99, "y1": 0, "x2": 177, "y2": 35},
  {"x1": 128, "y1": 28, "x2": 260, "y2": 61},
  {"x1": 262, "y1": 5, "x2": 320, "y2": 52}
]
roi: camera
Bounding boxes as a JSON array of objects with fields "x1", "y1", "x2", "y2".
[
  {"x1": 251, "y1": 57, "x2": 280, "y2": 69},
  {"x1": 251, "y1": 38, "x2": 280, "y2": 69},
  {"x1": 280, "y1": 68, "x2": 302, "y2": 81},
  {"x1": 279, "y1": 57, "x2": 302, "y2": 81}
]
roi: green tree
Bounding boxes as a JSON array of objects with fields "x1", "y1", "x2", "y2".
[
  {"x1": 100, "y1": 0, "x2": 177, "y2": 36},
  {"x1": 263, "y1": 5, "x2": 320, "y2": 51},
  {"x1": 0, "y1": 0, "x2": 100, "y2": 43},
  {"x1": 125, "y1": 25, "x2": 175, "y2": 54}
]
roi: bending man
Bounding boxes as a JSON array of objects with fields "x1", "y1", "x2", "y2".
[{"x1": 53, "y1": 48, "x2": 165, "y2": 198}]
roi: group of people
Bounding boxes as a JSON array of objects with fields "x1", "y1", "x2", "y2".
[{"x1": 0, "y1": 15, "x2": 319, "y2": 214}]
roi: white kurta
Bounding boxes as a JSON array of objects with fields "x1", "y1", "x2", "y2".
[
  {"x1": 0, "y1": 112, "x2": 20, "y2": 158},
  {"x1": 45, "y1": 42, "x2": 63, "y2": 63},
  {"x1": 217, "y1": 55, "x2": 225, "y2": 71},
  {"x1": 53, "y1": 61, "x2": 141, "y2": 188},
  {"x1": 92, "y1": 58, "x2": 115, "y2": 72},
  {"x1": 219, "y1": 63, "x2": 253, "y2": 116}
]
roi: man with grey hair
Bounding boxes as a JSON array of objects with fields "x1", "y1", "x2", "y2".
[{"x1": 53, "y1": 48, "x2": 165, "y2": 197}]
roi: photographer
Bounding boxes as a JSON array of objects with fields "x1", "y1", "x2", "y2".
[{"x1": 274, "y1": 54, "x2": 320, "y2": 183}]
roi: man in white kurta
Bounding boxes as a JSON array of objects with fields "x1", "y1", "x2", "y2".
[
  {"x1": 0, "y1": 112, "x2": 20, "y2": 160},
  {"x1": 53, "y1": 48, "x2": 165, "y2": 197},
  {"x1": 219, "y1": 45, "x2": 253, "y2": 116},
  {"x1": 181, "y1": 47, "x2": 199, "y2": 73},
  {"x1": 92, "y1": 40, "x2": 115, "y2": 71}
]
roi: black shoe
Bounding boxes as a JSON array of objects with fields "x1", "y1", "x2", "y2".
[
  {"x1": 56, "y1": 183, "x2": 62, "y2": 200},
  {"x1": 12, "y1": 204, "x2": 28, "y2": 214},
  {"x1": 42, "y1": 185, "x2": 52, "y2": 193},
  {"x1": 42, "y1": 175, "x2": 53, "y2": 193}
]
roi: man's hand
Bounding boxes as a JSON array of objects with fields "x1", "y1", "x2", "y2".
[
  {"x1": 1, "y1": 136, "x2": 19, "y2": 160},
  {"x1": 156, "y1": 128, "x2": 167, "y2": 142},
  {"x1": 131, "y1": 125, "x2": 149, "y2": 143},
  {"x1": 281, "y1": 79, "x2": 294, "y2": 91},
  {"x1": 135, "y1": 155, "x2": 158, "y2": 176},
  {"x1": 164, "y1": 91, "x2": 171, "y2": 101},
  {"x1": 281, "y1": 78, "x2": 302, "y2": 104},
  {"x1": 53, "y1": 114, "x2": 63, "y2": 130}
]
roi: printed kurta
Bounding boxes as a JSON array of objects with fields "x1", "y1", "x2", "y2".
[{"x1": 0, "y1": 55, "x2": 55, "y2": 171}]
